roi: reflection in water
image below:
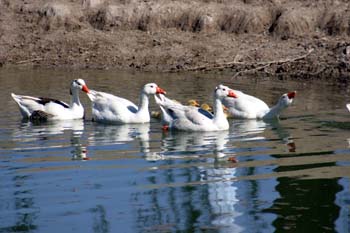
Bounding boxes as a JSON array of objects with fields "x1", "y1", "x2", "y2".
[
  {"x1": 230, "y1": 120, "x2": 274, "y2": 233},
  {"x1": 90, "y1": 205, "x2": 110, "y2": 233},
  {"x1": 135, "y1": 129, "x2": 244, "y2": 232},
  {"x1": 134, "y1": 119, "x2": 301, "y2": 232},
  {"x1": 1, "y1": 120, "x2": 89, "y2": 232},
  {"x1": 15, "y1": 119, "x2": 85, "y2": 136},
  {"x1": 198, "y1": 131, "x2": 242, "y2": 232},
  {"x1": 335, "y1": 178, "x2": 350, "y2": 233},
  {"x1": 264, "y1": 171, "x2": 342, "y2": 233},
  {"x1": 229, "y1": 119, "x2": 298, "y2": 232},
  {"x1": 231, "y1": 119, "x2": 296, "y2": 153},
  {"x1": 262, "y1": 119, "x2": 343, "y2": 233},
  {"x1": 87, "y1": 123, "x2": 154, "y2": 166},
  {"x1": 88, "y1": 123, "x2": 150, "y2": 146},
  {"x1": 69, "y1": 123, "x2": 89, "y2": 161},
  {"x1": 13, "y1": 120, "x2": 88, "y2": 161},
  {"x1": 0, "y1": 175, "x2": 38, "y2": 232},
  {"x1": 230, "y1": 119, "x2": 267, "y2": 138},
  {"x1": 70, "y1": 136, "x2": 88, "y2": 161}
]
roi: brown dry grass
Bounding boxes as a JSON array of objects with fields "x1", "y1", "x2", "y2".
[
  {"x1": 318, "y1": 4, "x2": 350, "y2": 36},
  {"x1": 13, "y1": 0, "x2": 347, "y2": 37}
]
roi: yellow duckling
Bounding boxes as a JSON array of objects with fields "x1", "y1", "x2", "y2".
[
  {"x1": 151, "y1": 110, "x2": 161, "y2": 119},
  {"x1": 223, "y1": 105, "x2": 229, "y2": 118},
  {"x1": 200, "y1": 103, "x2": 213, "y2": 113},
  {"x1": 187, "y1": 99, "x2": 200, "y2": 107},
  {"x1": 201, "y1": 103, "x2": 229, "y2": 118}
]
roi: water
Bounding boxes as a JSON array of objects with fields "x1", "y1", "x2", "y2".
[{"x1": 0, "y1": 69, "x2": 349, "y2": 233}]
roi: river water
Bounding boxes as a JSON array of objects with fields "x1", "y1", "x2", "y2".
[{"x1": 0, "y1": 69, "x2": 349, "y2": 233}]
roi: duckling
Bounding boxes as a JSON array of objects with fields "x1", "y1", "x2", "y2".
[
  {"x1": 187, "y1": 99, "x2": 200, "y2": 107},
  {"x1": 151, "y1": 110, "x2": 162, "y2": 119},
  {"x1": 200, "y1": 103, "x2": 229, "y2": 118},
  {"x1": 200, "y1": 103, "x2": 213, "y2": 113},
  {"x1": 223, "y1": 105, "x2": 229, "y2": 118}
]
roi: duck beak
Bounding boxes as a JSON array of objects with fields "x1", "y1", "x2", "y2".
[
  {"x1": 156, "y1": 86, "x2": 166, "y2": 94},
  {"x1": 287, "y1": 91, "x2": 296, "y2": 99},
  {"x1": 82, "y1": 85, "x2": 90, "y2": 93},
  {"x1": 227, "y1": 90, "x2": 237, "y2": 98}
]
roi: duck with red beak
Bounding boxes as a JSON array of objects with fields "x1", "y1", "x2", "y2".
[
  {"x1": 222, "y1": 88, "x2": 296, "y2": 120},
  {"x1": 11, "y1": 79, "x2": 90, "y2": 121},
  {"x1": 87, "y1": 83, "x2": 166, "y2": 124}
]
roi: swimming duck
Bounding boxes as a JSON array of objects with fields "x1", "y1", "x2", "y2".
[
  {"x1": 87, "y1": 83, "x2": 166, "y2": 124},
  {"x1": 222, "y1": 87, "x2": 296, "y2": 120},
  {"x1": 11, "y1": 79, "x2": 89, "y2": 120},
  {"x1": 155, "y1": 84, "x2": 237, "y2": 131},
  {"x1": 152, "y1": 99, "x2": 201, "y2": 119}
]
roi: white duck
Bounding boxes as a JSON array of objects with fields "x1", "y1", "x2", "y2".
[
  {"x1": 87, "y1": 83, "x2": 166, "y2": 124},
  {"x1": 347, "y1": 104, "x2": 350, "y2": 112},
  {"x1": 222, "y1": 87, "x2": 296, "y2": 120},
  {"x1": 155, "y1": 84, "x2": 237, "y2": 131},
  {"x1": 11, "y1": 79, "x2": 89, "y2": 120}
]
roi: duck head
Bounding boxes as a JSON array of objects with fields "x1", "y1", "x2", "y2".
[
  {"x1": 215, "y1": 84, "x2": 237, "y2": 99},
  {"x1": 70, "y1": 79, "x2": 89, "y2": 95},
  {"x1": 143, "y1": 83, "x2": 166, "y2": 95},
  {"x1": 278, "y1": 91, "x2": 296, "y2": 108}
]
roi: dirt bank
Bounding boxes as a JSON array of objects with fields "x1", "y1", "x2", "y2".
[{"x1": 1, "y1": 0, "x2": 350, "y2": 80}]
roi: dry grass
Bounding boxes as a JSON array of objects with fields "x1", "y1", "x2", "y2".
[
  {"x1": 318, "y1": 4, "x2": 350, "y2": 35},
  {"x1": 269, "y1": 7, "x2": 319, "y2": 38},
  {"x1": 84, "y1": 1, "x2": 350, "y2": 37},
  {"x1": 10, "y1": 0, "x2": 350, "y2": 36},
  {"x1": 218, "y1": 5, "x2": 272, "y2": 33}
]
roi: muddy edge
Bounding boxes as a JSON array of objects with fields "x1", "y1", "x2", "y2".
[{"x1": 1, "y1": 0, "x2": 350, "y2": 80}]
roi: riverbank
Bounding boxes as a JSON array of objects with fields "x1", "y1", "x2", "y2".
[{"x1": 1, "y1": 0, "x2": 350, "y2": 81}]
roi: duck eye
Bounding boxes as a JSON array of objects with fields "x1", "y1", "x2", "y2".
[
  {"x1": 150, "y1": 85, "x2": 154, "y2": 88},
  {"x1": 223, "y1": 88, "x2": 226, "y2": 91}
]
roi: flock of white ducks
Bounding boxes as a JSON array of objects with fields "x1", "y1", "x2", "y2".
[{"x1": 11, "y1": 79, "x2": 303, "y2": 132}]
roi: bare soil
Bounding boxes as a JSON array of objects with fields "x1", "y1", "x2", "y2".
[{"x1": 1, "y1": 0, "x2": 350, "y2": 81}]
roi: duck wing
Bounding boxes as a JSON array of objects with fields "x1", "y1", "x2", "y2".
[{"x1": 87, "y1": 90, "x2": 138, "y2": 112}]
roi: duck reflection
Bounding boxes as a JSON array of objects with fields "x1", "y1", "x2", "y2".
[
  {"x1": 6, "y1": 120, "x2": 87, "y2": 232},
  {"x1": 15, "y1": 119, "x2": 84, "y2": 136},
  {"x1": 230, "y1": 119, "x2": 267, "y2": 137},
  {"x1": 140, "y1": 120, "x2": 296, "y2": 232},
  {"x1": 231, "y1": 119, "x2": 296, "y2": 153},
  {"x1": 13, "y1": 119, "x2": 88, "y2": 160},
  {"x1": 158, "y1": 130, "x2": 243, "y2": 231},
  {"x1": 70, "y1": 129, "x2": 89, "y2": 161},
  {"x1": 88, "y1": 123, "x2": 151, "y2": 160},
  {"x1": 199, "y1": 131, "x2": 243, "y2": 232},
  {"x1": 226, "y1": 119, "x2": 297, "y2": 232}
]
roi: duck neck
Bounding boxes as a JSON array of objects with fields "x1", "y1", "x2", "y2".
[
  {"x1": 70, "y1": 88, "x2": 82, "y2": 108},
  {"x1": 137, "y1": 92, "x2": 149, "y2": 113},
  {"x1": 213, "y1": 98, "x2": 226, "y2": 122},
  {"x1": 265, "y1": 102, "x2": 285, "y2": 118}
]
